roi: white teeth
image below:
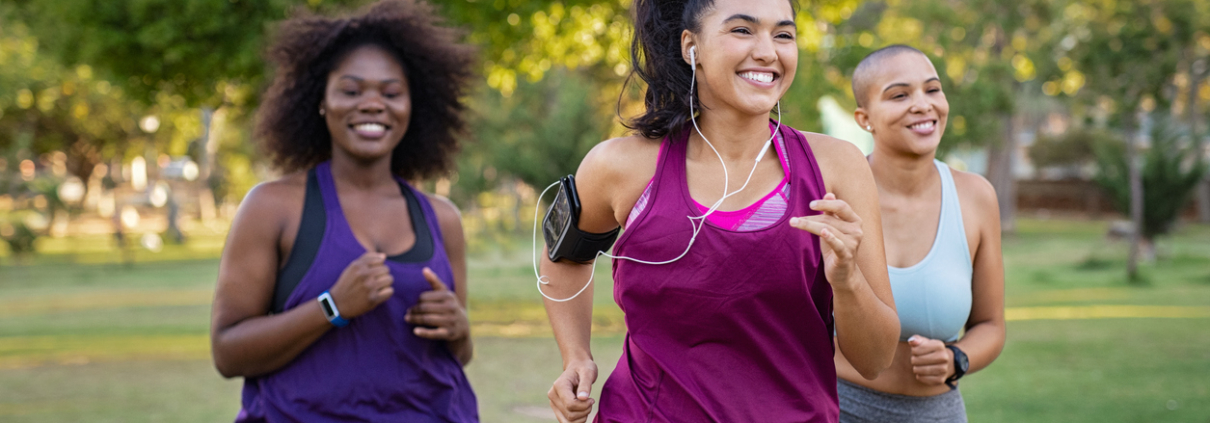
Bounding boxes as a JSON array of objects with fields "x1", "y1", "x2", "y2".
[
  {"x1": 910, "y1": 121, "x2": 934, "y2": 130},
  {"x1": 354, "y1": 123, "x2": 385, "y2": 133},
  {"x1": 739, "y1": 71, "x2": 775, "y2": 83}
]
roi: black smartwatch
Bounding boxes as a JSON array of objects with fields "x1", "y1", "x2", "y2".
[{"x1": 945, "y1": 345, "x2": 969, "y2": 389}]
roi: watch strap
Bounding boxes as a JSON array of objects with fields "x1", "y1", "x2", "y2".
[
  {"x1": 945, "y1": 345, "x2": 968, "y2": 389},
  {"x1": 318, "y1": 291, "x2": 350, "y2": 328}
]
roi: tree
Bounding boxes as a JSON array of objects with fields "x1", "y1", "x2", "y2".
[
  {"x1": 1093, "y1": 117, "x2": 1206, "y2": 259},
  {"x1": 1064, "y1": 0, "x2": 1205, "y2": 281}
]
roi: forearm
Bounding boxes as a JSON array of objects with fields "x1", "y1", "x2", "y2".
[
  {"x1": 212, "y1": 300, "x2": 331, "y2": 378},
  {"x1": 541, "y1": 261, "x2": 596, "y2": 367},
  {"x1": 833, "y1": 270, "x2": 900, "y2": 378},
  {"x1": 953, "y1": 320, "x2": 1005, "y2": 375}
]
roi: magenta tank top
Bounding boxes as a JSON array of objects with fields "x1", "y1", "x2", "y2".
[{"x1": 598, "y1": 122, "x2": 837, "y2": 422}]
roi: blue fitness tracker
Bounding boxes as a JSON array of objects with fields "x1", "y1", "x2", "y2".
[
  {"x1": 317, "y1": 291, "x2": 349, "y2": 328},
  {"x1": 543, "y1": 174, "x2": 620, "y2": 263}
]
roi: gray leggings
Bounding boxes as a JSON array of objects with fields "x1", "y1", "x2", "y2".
[{"x1": 837, "y1": 379, "x2": 968, "y2": 423}]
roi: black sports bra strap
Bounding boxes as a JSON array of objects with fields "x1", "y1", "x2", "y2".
[
  {"x1": 271, "y1": 169, "x2": 326, "y2": 313},
  {"x1": 387, "y1": 183, "x2": 435, "y2": 263}
]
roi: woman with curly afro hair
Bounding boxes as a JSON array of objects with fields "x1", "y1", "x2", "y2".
[{"x1": 209, "y1": 1, "x2": 479, "y2": 421}]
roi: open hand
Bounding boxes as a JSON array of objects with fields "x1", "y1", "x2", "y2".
[{"x1": 789, "y1": 193, "x2": 864, "y2": 289}]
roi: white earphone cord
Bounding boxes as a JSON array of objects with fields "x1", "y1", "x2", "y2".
[{"x1": 534, "y1": 47, "x2": 781, "y2": 302}]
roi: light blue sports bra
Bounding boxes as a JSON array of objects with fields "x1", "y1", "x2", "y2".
[{"x1": 888, "y1": 160, "x2": 973, "y2": 342}]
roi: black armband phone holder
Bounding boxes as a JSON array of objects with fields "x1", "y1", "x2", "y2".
[{"x1": 543, "y1": 175, "x2": 620, "y2": 263}]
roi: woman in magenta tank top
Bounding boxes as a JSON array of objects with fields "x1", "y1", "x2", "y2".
[
  {"x1": 540, "y1": 0, "x2": 901, "y2": 421},
  {"x1": 210, "y1": 2, "x2": 479, "y2": 421}
]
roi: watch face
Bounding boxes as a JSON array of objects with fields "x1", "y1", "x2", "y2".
[
  {"x1": 954, "y1": 348, "x2": 970, "y2": 372},
  {"x1": 320, "y1": 297, "x2": 336, "y2": 318}
]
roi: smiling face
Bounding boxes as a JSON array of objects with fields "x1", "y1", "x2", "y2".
[
  {"x1": 684, "y1": 0, "x2": 798, "y2": 118},
  {"x1": 321, "y1": 44, "x2": 412, "y2": 162},
  {"x1": 856, "y1": 52, "x2": 949, "y2": 157}
]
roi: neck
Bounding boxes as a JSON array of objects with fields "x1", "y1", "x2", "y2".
[
  {"x1": 328, "y1": 150, "x2": 396, "y2": 190},
  {"x1": 868, "y1": 142, "x2": 938, "y2": 196},
  {"x1": 688, "y1": 108, "x2": 775, "y2": 163}
]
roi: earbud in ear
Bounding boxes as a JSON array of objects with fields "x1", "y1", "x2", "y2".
[{"x1": 689, "y1": 46, "x2": 696, "y2": 64}]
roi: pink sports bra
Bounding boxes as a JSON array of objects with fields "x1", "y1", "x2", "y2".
[{"x1": 626, "y1": 130, "x2": 790, "y2": 231}]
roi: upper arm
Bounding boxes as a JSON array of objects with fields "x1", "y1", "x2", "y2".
[
  {"x1": 953, "y1": 171, "x2": 1005, "y2": 328},
  {"x1": 806, "y1": 132, "x2": 894, "y2": 310},
  {"x1": 212, "y1": 181, "x2": 295, "y2": 334},
  {"x1": 429, "y1": 194, "x2": 469, "y2": 307},
  {"x1": 573, "y1": 135, "x2": 661, "y2": 232}
]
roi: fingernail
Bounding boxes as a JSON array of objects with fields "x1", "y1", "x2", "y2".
[
  {"x1": 809, "y1": 201, "x2": 818, "y2": 208},
  {"x1": 789, "y1": 217, "x2": 800, "y2": 225}
]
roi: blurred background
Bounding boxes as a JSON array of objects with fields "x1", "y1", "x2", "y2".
[{"x1": 0, "y1": 0, "x2": 1208, "y2": 421}]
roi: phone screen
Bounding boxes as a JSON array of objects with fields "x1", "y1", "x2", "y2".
[{"x1": 545, "y1": 188, "x2": 571, "y2": 247}]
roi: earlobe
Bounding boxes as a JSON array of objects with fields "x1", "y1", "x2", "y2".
[{"x1": 854, "y1": 109, "x2": 871, "y2": 132}]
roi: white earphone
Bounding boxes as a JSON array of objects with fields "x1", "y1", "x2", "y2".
[{"x1": 533, "y1": 43, "x2": 782, "y2": 302}]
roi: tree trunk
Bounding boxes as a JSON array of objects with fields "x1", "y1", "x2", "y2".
[
  {"x1": 1126, "y1": 113, "x2": 1145, "y2": 283},
  {"x1": 985, "y1": 113, "x2": 1018, "y2": 234}
]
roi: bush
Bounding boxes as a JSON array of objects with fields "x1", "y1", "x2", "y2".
[
  {"x1": 1093, "y1": 116, "x2": 1207, "y2": 241},
  {"x1": 0, "y1": 215, "x2": 39, "y2": 256}
]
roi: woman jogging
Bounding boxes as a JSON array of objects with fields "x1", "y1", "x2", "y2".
[
  {"x1": 540, "y1": 0, "x2": 900, "y2": 421},
  {"x1": 209, "y1": 1, "x2": 479, "y2": 421},
  {"x1": 837, "y1": 44, "x2": 1006, "y2": 423}
]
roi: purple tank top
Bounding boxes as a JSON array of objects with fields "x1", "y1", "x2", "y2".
[
  {"x1": 598, "y1": 122, "x2": 837, "y2": 422},
  {"x1": 236, "y1": 161, "x2": 477, "y2": 422}
]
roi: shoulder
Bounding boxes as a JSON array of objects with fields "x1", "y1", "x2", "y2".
[
  {"x1": 424, "y1": 193, "x2": 463, "y2": 228},
  {"x1": 799, "y1": 130, "x2": 866, "y2": 165},
  {"x1": 226, "y1": 171, "x2": 307, "y2": 244},
  {"x1": 798, "y1": 130, "x2": 871, "y2": 189},
  {"x1": 235, "y1": 172, "x2": 307, "y2": 221},
  {"x1": 576, "y1": 134, "x2": 663, "y2": 228},
  {"x1": 948, "y1": 167, "x2": 999, "y2": 213},
  {"x1": 577, "y1": 134, "x2": 662, "y2": 181}
]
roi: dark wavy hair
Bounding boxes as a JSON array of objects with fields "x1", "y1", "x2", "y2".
[
  {"x1": 256, "y1": 0, "x2": 476, "y2": 180},
  {"x1": 624, "y1": 0, "x2": 796, "y2": 140}
]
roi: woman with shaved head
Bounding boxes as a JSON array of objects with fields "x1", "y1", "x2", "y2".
[{"x1": 839, "y1": 45, "x2": 1006, "y2": 422}]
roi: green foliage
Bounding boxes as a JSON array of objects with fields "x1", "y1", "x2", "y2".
[
  {"x1": 1030, "y1": 128, "x2": 1097, "y2": 169},
  {"x1": 0, "y1": 214, "x2": 38, "y2": 256},
  {"x1": 7, "y1": 0, "x2": 312, "y2": 107},
  {"x1": 1093, "y1": 116, "x2": 1207, "y2": 240},
  {"x1": 1064, "y1": 0, "x2": 1205, "y2": 117},
  {"x1": 456, "y1": 69, "x2": 607, "y2": 201}
]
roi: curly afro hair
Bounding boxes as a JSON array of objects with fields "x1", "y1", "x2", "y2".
[{"x1": 256, "y1": 0, "x2": 476, "y2": 180}]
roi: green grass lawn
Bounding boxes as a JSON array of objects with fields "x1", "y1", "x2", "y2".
[{"x1": 0, "y1": 218, "x2": 1207, "y2": 422}]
